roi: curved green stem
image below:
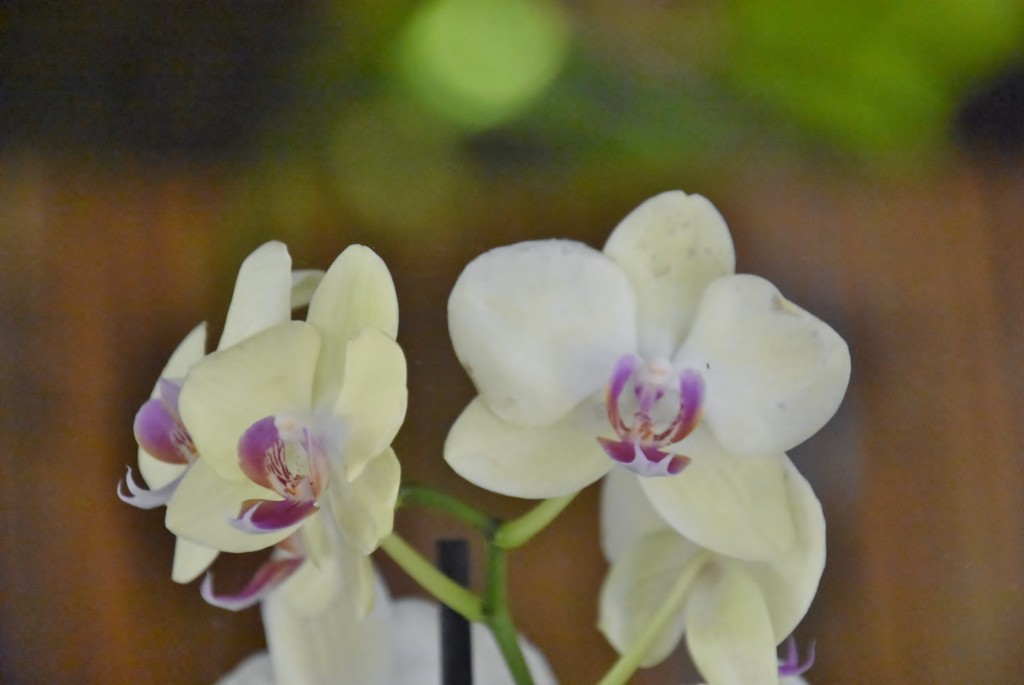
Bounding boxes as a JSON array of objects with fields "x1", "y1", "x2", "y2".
[
  {"x1": 399, "y1": 483, "x2": 498, "y2": 534},
  {"x1": 379, "y1": 533, "x2": 484, "y2": 622},
  {"x1": 494, "y1": 493, "x2": 577, "y2": 549},
  {"x1": 483, "y1": 544, "x2": 535, "y2": 685},
  {"x1": 596, "y1": 551, "x2": 712, "y2": 685}
]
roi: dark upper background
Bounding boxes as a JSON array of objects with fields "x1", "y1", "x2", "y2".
[{"x1": 2, "y1": 1, "x2": 1023, "y2": 683}]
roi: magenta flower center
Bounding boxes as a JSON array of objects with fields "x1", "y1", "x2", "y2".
[
  {"x1": 232, "y1": 413, "x2": 344, "y2": 534},
  {"x1": 597, "y1": 354, "x2": 704, "y2": 477}
]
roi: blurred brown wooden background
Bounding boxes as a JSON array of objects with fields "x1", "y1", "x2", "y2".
[{"x1": 2, "y1": 151, "x2": 1023, "y2": 685}]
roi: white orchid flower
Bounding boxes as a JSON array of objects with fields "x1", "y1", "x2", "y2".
[
  {"x1": 120, "y1": 241, "x2": 324, "y2": 583},
  {"x1": 445, "y1": 191, "x2": 849, "y2": 559},
  {"x1": 164, "y1": 244, "x2": 407, "y2": 611},
  {"x1": 215, "y1": 578, "x2": 558, "y2": 685},
  {"x1": 599, "y1": 463, "x2": 822, "y2": 685}
]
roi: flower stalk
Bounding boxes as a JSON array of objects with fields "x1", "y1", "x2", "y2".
[{"x1": 379, "y1": 533, "x2": 484, "y2": 622}]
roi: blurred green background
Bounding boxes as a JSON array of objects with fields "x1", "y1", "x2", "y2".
[{"x1": 4, "y1": 0, "x2": 1022, "y2": 232}]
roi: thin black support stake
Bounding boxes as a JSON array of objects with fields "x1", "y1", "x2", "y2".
[{"x1": 438, "y1": 539, "x2": 473, "y2": 685}]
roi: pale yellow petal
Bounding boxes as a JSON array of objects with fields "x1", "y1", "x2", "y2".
[
  {"x1": 219, "y1": 241, "x2": 293, "y2": 350},
  {"x1": 604, "y1": 191, "x2": 735, "y2": 359},
  {"x1": 179, "y1": 322, "x2": 319, "y2": 482},
  {"x1": 599, "y1": 529, "x2": 706, "y2": 667},
  {"x1": 675, "y1": 274, "x2": 850, "y2": 456},
  {"x1": 639, "y1": 428, "x2": 795, "y2": 561},
  {"x1": 327, "y1": 448, "x2": 401, "y2": 555},
  {"x1": 444, "y1": 395, "x2": 612, "y2": 498},
  {"x1": 307, "y1": 245, "x2": 399, "y2": 407},
  {"x1": 165, "y1": 459, "x2": 298, "y2": 553},
  {"x1": 333, "y1": 330, "x2": 407, "y2": 479},
  {"x1": 170, "y1": 536, "x2": 219, "y2": 583},
  {"x1": 685, "y1": 565, "x2": 778, "y2": 685},
  {"x1": 448, "y1": 239, "x2": 636, "y2": 427}
]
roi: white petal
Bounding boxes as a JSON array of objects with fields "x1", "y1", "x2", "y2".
[
  {"x1": 138, "y1": 323, "x2": 208, "y2": 489},
  {"x1": 599, "y1": 467, "x2": 672, "y2": 563},
  {"x1": 448, "y1": 240, "x2": 637, "y2": 427},
  {"x1": 392, "y1": 598, "x2": 558, "y2": 685},
  {"x1": 179, "y1": 322, "x2": 319, "y2": 482},
  {"x1": 732, "y1": 460, "x2": 825, "y2": 640},
  {"x1": 295, "y1": 516, "x2": 378, "y2": 617},
  {"x1": 639, "y1": 428, "x2": 795, "y2": 561},
  {"x1": 165, "y1": 459, "x2": 298, "y2": 553},
  {"x1": 170, "y1": 536, "x2": 219, "y2": 583},
  {"x1": 685, "y1": 565, "x2": 778, "y2": 685},
  {"x1": 444, "y1": 396, "x2": 612, "y2": 498},
  {"x1": 262, "y1": 557, "x2": 392, "y2": 685},
  {"x1": 219, "y1": 242, "x2": 293, "y2": 350},
  {"x1": 291, "y1": 269, "x2": 325, "y2": 309},
  {"x1": 599, "y1": 529, "x2": 707, "y2": 667},
  {"x1": 327, "y1": 448, "x2": 401, "y2": 555},
  {"x1": 307, "y1": 245, "x2": 399, "y2": 407},
  {"x1": 333, "y1": 330, "x2": 407, "y2": 479},
  {"x1": 675, "y1": 274, "x2": 851, "y2": 456},
  {"x1": 604, "y1": 191, "x2": 735, "y2": 359},
  {"x1": 215, "y1": 652, "x2": 275, "y2": 685}
]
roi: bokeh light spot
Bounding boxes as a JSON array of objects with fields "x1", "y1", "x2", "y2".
[{"x1": 398, "y1": 0, "x2": 570, "y2": 129}]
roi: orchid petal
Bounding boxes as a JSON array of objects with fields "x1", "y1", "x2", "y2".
[
  {"x1": 675, "y1": 274, "x2": 851, "y2": 456},
  {"x1": 603, "y1": 191, "x2": 735, "y2": 359},
  {"x1": 729, "y1": 460, "x2": 825, "y2": 640},
  {"x1": 327, "y1": 448, "x2": 400, "y2": 555},
  {"x1": 685, "y1": 565, "x2": 778, "y2": 685},
  {"x1": 307, "y1": 245, "x2": 399, "y2": 407},
  {"x1": 392, "y1": 598, "x2": 558, "y2": 685},
  {"x1": 333, "y1": 330, "x2": 407, "y2": 479},
  {"x1": 170, "y1": 536, "x2": 219, "y2": 583},
  {"x1": 166, "y1": 459, "x2": 298, "y2": 553},
  {"x1": 178, "y1": 322, "x2": 319, "y2": 482},
  {"x1": 219, "y1": 242, "x2": 293, "y2": 350},
  {"x1": 261, "y1": 555, "x2": 392, "y2": 685},
  {"x1": 290, "y1": 269, "x2": 325, "y2": 309},
  {"x1": 639, "y1": 427, "x2": 795, "y2": 561},
  {"x1": 232, "y1": 499, "x2": 319, "y2": 534},
  {"x1": 138, "y1": 323, "x2": 206, "y2": 489},
  {"x1": 281, "y1": 514, "x2": 377, "y2": 616},
  {"x1": 599, "y1": 529, "x2": 708, "y2": 668},
  {"x1": 117, "y1": 466, "x2": 184, "y2": 509},
  {"x1": 201, "y1": 555, "x2": 305, "y2": 612},
  {"x1": 444, "y1": 396, "x2": 612, "y2": 498},
  {"x1": 599, "y1": 467, "x2": 675, "y2": 563},
  {"x1": 448, "y1": 239, "x2": 637, "y2": 427}
]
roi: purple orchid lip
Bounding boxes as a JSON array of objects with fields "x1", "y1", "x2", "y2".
[
  {"x1": 133, "y1": 395, "x2": 196, "y2": 465},
  {"x1": 238, "y1": 414, "x2": 330, "y2": 507},
  {"x1": 600, "y1": 355, "x2": 704, "y2": 478},
  {"x1": 117, "y1": 466, "x2": 186, "y2": 509},
  {"x1": 598, "y1": 438, "x2": 690, "y2": 477},
  {"x1": 230, "y1": 498, "x2": 318, "y2": 534},
  {"x1": 200, "y1": 555, "x2": 305, "y2": 611},
  {"x1": 778, "y1": 636, "x2": 815, "y2": 677}
]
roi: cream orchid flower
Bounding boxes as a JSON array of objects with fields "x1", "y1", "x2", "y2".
[
  {"x1": 599, "y1": 463, "x2": 822, "y2": 685},
  {"x1": 119, "y1": 241, "x2": 324, "y2": 583},
  {"x1": 445, "y1": 191, "x2": 849, "y2": 559},
  {"x1": 164, "y1": 244, "x2": 407, "y2": 612}
]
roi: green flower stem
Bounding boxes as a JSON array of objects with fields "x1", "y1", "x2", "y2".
[
  {"x1": 494, "y1": 493, "x2": 578, "y2": 549},
  {"x1": 379, "y1": 533, "x2": 485, "y2": 622},
  {"x1": 595, "y1": 551, "x2": 713, "y2": 685},
  {"x1": 398, "y1": 483, "x2": 499, "y2": 534},
  {"x1": 483, "y1": 543, "x2": 535, "y2": 685}
]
